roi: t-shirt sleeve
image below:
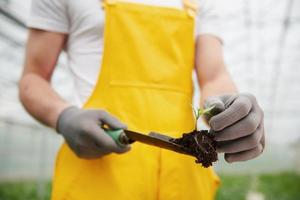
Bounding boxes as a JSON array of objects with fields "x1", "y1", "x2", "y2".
[
  {"x1": 196, "y1": 0, "x2": 223, "y2": 43},
  {"x1": 27, "y1": 0, "x2": 69, "y2": 33}
]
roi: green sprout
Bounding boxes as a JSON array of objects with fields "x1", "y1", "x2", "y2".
[{"x1": 193, "y1": 106, "x2": 215, "y2": 130}]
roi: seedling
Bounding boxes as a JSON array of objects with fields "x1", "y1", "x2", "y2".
[{"x1": 192, "y1": 106, "x2": 214, "y2": 130}]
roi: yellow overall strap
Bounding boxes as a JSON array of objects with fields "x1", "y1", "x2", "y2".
[{"x1": 183, "y1": 0, "x2": 199, "y2": 17}]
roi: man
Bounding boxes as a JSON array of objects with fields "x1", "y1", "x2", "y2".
[{"x1": 19, "y1": 0, "x2": 265, "y2": 199}]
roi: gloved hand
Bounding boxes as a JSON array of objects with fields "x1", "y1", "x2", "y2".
[
  {"x1": 56, "y1": 106, "x2": 130, "y2": 159},
  {"x1": 204, "y1": 93, "x2": 265, "y2": 163}
]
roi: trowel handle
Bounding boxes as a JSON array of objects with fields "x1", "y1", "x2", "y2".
[{"x1": 105, "y1": 129, "x2": 129, "y2": 148}]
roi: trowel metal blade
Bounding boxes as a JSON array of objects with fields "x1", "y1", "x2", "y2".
[{"x1": 124, "y1": 130, "x2": 191, "y2": 156}]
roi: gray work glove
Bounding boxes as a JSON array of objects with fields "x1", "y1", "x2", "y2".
[
  {"x1": 204, "y1": 93, "x2": 265, "y2": 163},
  {"x1": 56, "y1": 106, "x2": 130, "y2": 159}
]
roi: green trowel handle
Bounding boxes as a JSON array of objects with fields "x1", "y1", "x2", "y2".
[{"x1": 105, "y1": 129, "x2": 127, "y2": 148}]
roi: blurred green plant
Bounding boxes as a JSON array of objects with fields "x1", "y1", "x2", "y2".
[
  {"x1": 216, "y1": 174, "x2": 251, "y2": 200},
  {"x1": 258, "y1": 172, "x2": 300, "y2": 200},
  {"x1": 216, "y1": 172, "x2": 300, "y2": 200},
  {"x1": 0, "y1": 181, "x2": 50, "y2": 200}
]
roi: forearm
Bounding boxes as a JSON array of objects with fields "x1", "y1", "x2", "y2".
[
  {"x1": 200, "y1": 70, "x2": 237, "y2": 106},
  {"x1": 19, "y1": 73, "x2": 70, "y2": 128},
  {"x1": 195, "y1": 35, "x2": 237, "y2": 106},
  {"x1": 20, "y1": 29, "x2": 69, "y2": 129}
]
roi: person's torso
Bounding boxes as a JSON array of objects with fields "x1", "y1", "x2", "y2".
[{"x1": 65, "y1": 0, "x2": 197, "y2": 106}]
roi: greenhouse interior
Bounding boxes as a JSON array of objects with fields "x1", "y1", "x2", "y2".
[{"x1": 0, "y1": 0, "x2": 299, "y2": 199}]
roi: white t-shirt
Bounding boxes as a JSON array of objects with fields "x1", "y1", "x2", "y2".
[{"x1": 28, "y1": 0, "x2": 222, "y2": 107}]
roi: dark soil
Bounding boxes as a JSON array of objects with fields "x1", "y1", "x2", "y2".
[{"x1": 170, "y1": 130, "x2": 218, "y2": 167}]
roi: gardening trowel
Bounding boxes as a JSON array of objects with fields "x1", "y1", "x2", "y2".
[
  {"x1": 104, "y1": 106, "x2": 222, "y2": 156},
  {"x1": 105, "y1": 129, "x2": 192, "y2": 156}
]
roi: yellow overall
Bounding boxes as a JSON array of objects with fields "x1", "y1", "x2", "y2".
[{"x1": 52, "y1": 0, "x2": 220, "y2": 199}]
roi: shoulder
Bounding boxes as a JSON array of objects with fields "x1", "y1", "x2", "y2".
[{"x1": 28, "y1": 0, "x2": 70, "y2": 33}]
